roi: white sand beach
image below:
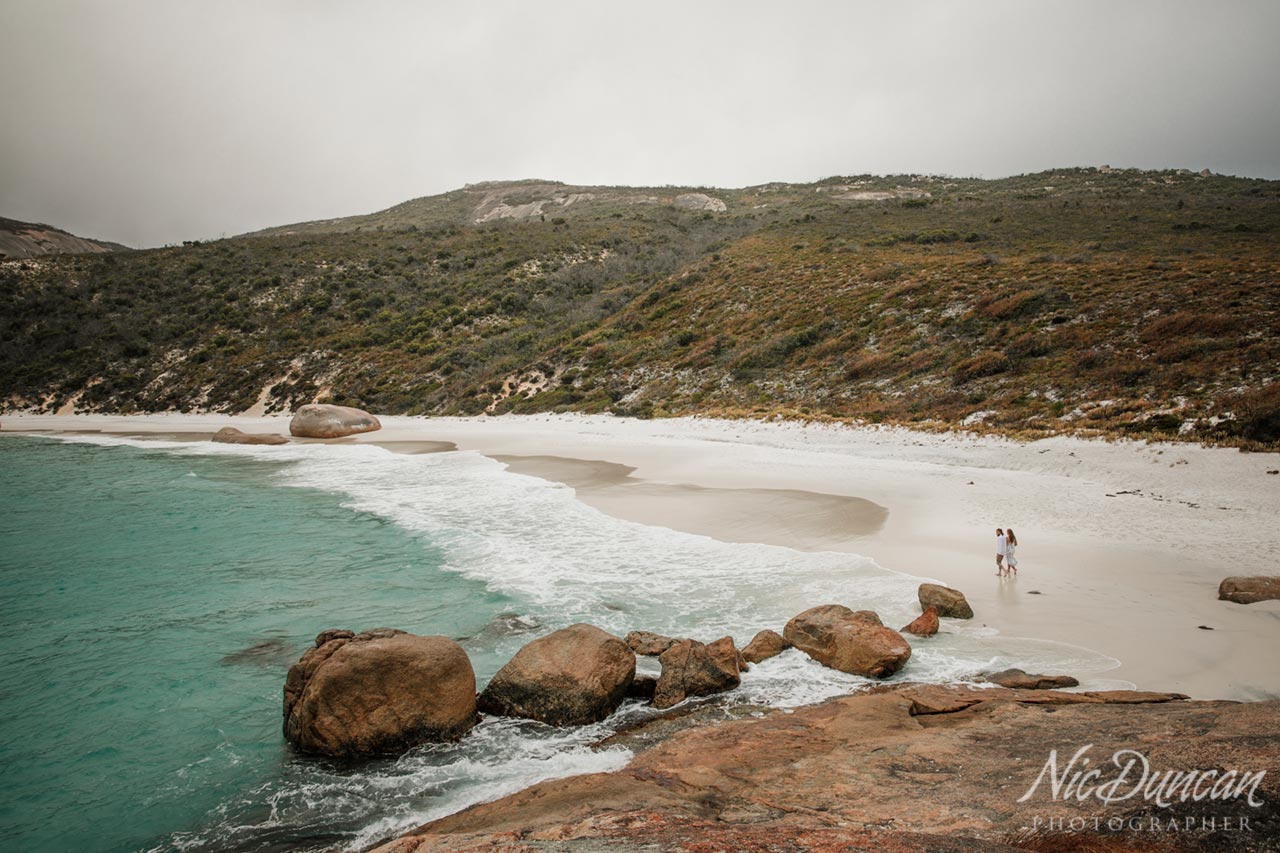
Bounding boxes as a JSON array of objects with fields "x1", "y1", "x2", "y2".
[{"x1": 6, "y1": 412, "x2": 1279, "y2": 701}]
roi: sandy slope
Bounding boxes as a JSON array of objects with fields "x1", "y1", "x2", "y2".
[{"x1": 5, "y1": 412, "x2": 1278, "y2": 700}]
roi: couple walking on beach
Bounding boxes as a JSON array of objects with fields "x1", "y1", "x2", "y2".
[{"x1": 995, "y1": 528, "x2": 1019, "y2": 578}]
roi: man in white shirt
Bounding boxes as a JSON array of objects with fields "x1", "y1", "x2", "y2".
[{"x1": 995, "y1": 528, "x2": 1006, "y2": 576}]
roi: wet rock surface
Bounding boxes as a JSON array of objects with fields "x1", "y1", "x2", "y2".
[
  {"x1": 375, "y1": 685, "x2": 1278, "y2": 853},
  {"x1": 283, "y1": 629, "x2": 476, "y2": 758},
  {"x1": 478, "y1": 624, "x2": 635, "y2": 726},
  {"x1": 783, "y1": 604, "x2": 912, "y2": 678}
]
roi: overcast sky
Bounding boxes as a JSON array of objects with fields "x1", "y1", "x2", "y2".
[{"x1": 2, "y1": 1, "x2": 1278, "y2": 248}]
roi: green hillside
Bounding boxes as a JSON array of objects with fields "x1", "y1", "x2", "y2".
[{"x1": 3, "y1": 168, "x2": 1278, "y2": 446}]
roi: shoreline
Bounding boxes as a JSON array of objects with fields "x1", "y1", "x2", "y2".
[{"x1": 5, "y1": 412, "x2": 1279, "y2": 701}]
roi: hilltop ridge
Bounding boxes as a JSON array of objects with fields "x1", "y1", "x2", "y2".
[{"x1": 0, "y1": 217, "x2": 128, "y2": 260}]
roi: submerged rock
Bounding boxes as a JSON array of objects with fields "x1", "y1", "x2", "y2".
[
  {"x1": 652, "y1": 637, "x2": 741, "y2": 709},
  {"x1": 288, "y1": 404, "x2": 381, "y2": 438},
  {"x1": 220, "y1": 637, "x2": 294, "y2": 667},
  {"x1": 984, "y1": 668, "x2": 1079, "y2": 690},
  {"x1": 918, "y1": 583, "x2": 974, "y2": 619},
  {"x1": 283, "y1": 628, "x2": 476, "y2": 758},
  {"x1": 626, "y1": 630, "x2": 677, "y2": 656},
  {"x1": 783, "y1": 604, "x2": 911, "y2": 678},
  {"x1": 478, "y1": 624, "x2": 635, "y2": 726},
  {"x1": 1218, "y1": 575, "x2": 1280, "y2": 604},
  {"x1": 900, "y1": 605, "x2": 939, "y2": 637},
  {"x1": 741, "y1": 629, "x2": 791, "y2": 664}
]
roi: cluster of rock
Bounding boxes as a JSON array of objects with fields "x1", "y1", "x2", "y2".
[
  {"x1": 207, "y1": 404, "x2": 381, "y2": 446},
  {"x1": 627, "y1": 633, "x2": 746, "y2": 710},
  {"x1": 281, "y1": 582, "x2": 1002, "y2": 760}
]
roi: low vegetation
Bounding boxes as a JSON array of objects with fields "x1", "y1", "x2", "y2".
[{"x1": 2, "y1": 168, "x2": 1278, "y2": 447}]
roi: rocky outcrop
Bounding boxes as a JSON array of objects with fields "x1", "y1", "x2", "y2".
[
  {"x1": 211, "y1": 426, "x2": 288, "y2": 445},
  {"x1": 625, "y1": 630, "x2": 677, "y2": 656},
  {"x1": 652, "y1": 637, "x2": 741, "y2": 709},
  {"x1": 672, "y1": 192, "x2": 727, "y2": 213},
  {"x1": 1219, "y1": 575, "x2": 1280, "y2": 604},
  {"x1": 0, "y1": 216, "x2": 126, "y2": 259},
  {"x1": 741, "y1": 629, "x2": 790, "y2": 663},
  {"x1": 283, "y1": 628, "x2": 476, "y2": 758},
  {"x1": 918, "y1": 583, "x2": 974, "y2": 619},
  {"x1": 900, "y1": 605, "x2": 939, "y2": 637},
  {"x1": 983, "y1": 668, "x2": 1079, "y2": 690},
  {"x1": 478, "y1": 624, "x2": 635, "y2": 726},
  {"x1": 376, "y1": 685, "x2": 1267, "y2": 853},
  {"x1": 783, "y1": 605, "x2": 911, "y2": 678},
  {"x1": 288, "y1": 404, "x2": 381, "y2": 438}
]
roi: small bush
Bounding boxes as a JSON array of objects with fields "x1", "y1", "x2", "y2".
[
  {"x1": 1221, "y1": 383, "x2": 1280, "y2": 443},
  {"x1": 845, "y1": 351, "x2": 894, "y2": 380},
  {"x1": 1139, "y1": 311, "x2": 1239, "y2": 343},
  {"x1": 1006, "y1": 332, "x2": 1051, "y2": 358},
  {"x1": 983, "y1": 289, "x2": 1043, "y2": 319},
  {"x1": 952, "y1": 350, "x2": 1010, "y2": 383}
]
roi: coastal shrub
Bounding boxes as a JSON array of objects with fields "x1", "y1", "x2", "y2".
[
  {"x1": 845, "y1": 351, "x2": 893, "y2": 381},
  {"x1": 1006, "y1": 332, "x2": 1051, "y2": 358},
  {"x1": 952, "y1": 350, "x2": 1010, "y2": 383},
  {"x1": 672, "y1": 329, "x2": 698, "y2": 346},
  {"x1": 981, "y1": 289, "x2": 1042, "y2": 319},
  {"x1": 1152, "y1": 337, "x2": 1225, "y2": 364},
  {"x1": 1139, "y1": 311, "x2": 1239, "y2": 343},
  {"x1": 1121, "y1": 413, "x2": 1183, "y2": 434},
  {"x1": 1219, "y1": 383, "x2": 1280, "y2": 443}
]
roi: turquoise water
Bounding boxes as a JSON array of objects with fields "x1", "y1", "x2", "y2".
[
  {"x1": 0, "y1": 437, "x2": 512, "y2": 853},
  {"x1": 0, "y1": 433, "x2": 1124, "y2": 851}
]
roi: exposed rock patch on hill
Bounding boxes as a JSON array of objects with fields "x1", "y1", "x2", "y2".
[
  {"x1": 672, "y1": 192, "x2": 727, "y2": 212},
  {"x1": 0, "y1": 216, "x2": 126, "y2": 259}
]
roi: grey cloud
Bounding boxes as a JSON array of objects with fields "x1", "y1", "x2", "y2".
[{"x1": 2, "y1": 0, "x2": 1277, "y2": 247}]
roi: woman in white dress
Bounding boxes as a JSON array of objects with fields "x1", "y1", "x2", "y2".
[{"x1": 1004, "y1": 528, "x2": 1019, "y2": 576}]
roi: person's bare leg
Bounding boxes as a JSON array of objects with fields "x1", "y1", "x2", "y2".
[{"x1": 995, "y1": 554, "x2": 1004, "y2": 576}]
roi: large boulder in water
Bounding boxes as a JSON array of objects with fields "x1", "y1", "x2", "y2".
[
  {"x1": 478, "y1": 624, "x2": 635, "y2": 726},
  {"x1": 900, "y1": 606, "x2": 939, "y2": 637},
  {"x1": 918, "y1": 583, "x2": 974, "y2": 619},
  {"x1": 783, "y1": 605, "x2": 911, "y2": 678},
  {"x1": 211, "y1": 426, "x2": 288, "y2": 445},
  {"x1": 652, "y1": 637, "x2": 741, "y2": 709},
  {"x1": 741, "y1": 629, "x2": 791, "y2": 664},
  {"x1": 1218, "y1": 576, "x2": 1280, "y2": 604},
  {"x1": 283, "y1": 628, "x2": 476, "y2": 758},
  {"x1": 289, "y1": 404, "x2": 381, "y2": 438}
]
